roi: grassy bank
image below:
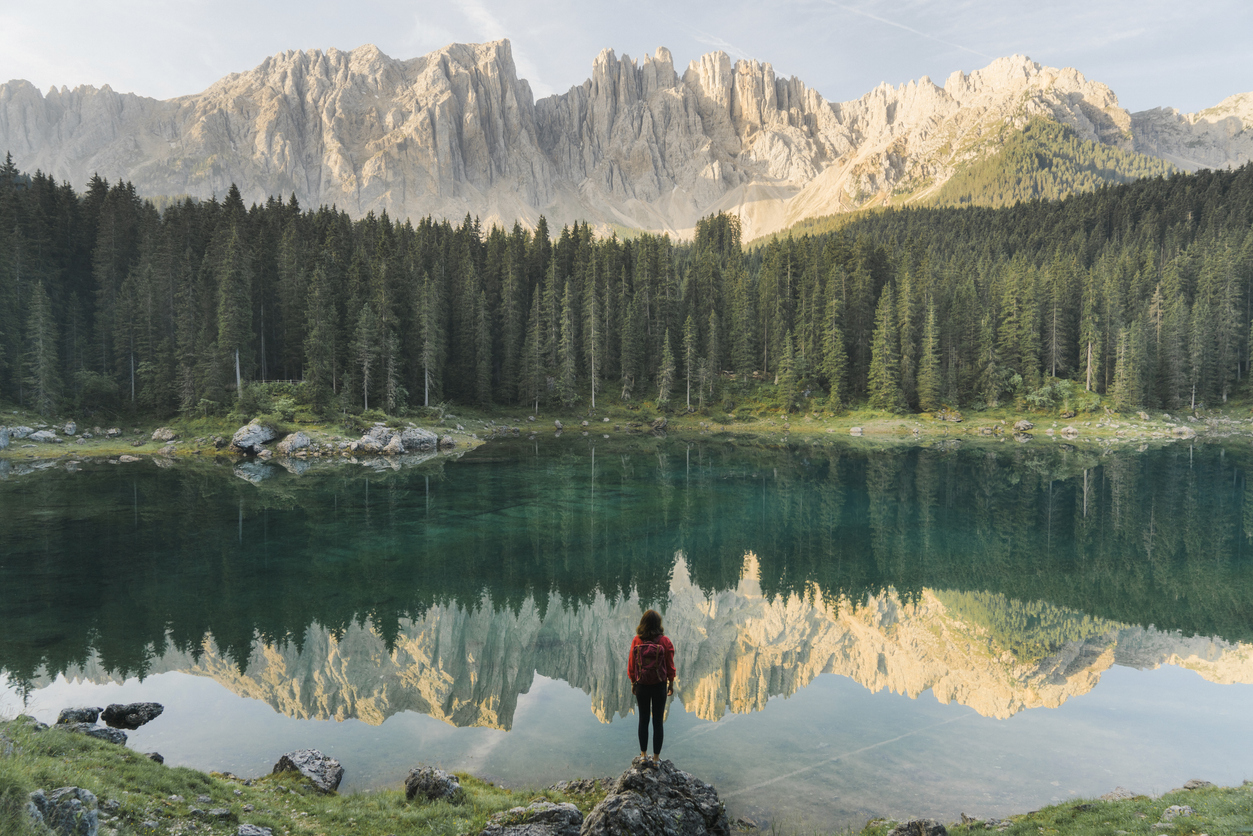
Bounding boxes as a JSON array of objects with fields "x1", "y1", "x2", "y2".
[
  {"x1": 0, "y1": 716, "x2": 607, "y2": 836},
  {"x1": 4, "y1": 717, "x2": 1252, "y2": 836}
]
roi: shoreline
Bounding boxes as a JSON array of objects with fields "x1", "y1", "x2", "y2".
[{"x1": 2, "y1": 716, "x2": 1249, "y2": 836}]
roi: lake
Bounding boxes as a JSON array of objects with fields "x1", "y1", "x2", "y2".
[{"x1": 2, "y1": 436, "x2": 1251, "y2": 830}]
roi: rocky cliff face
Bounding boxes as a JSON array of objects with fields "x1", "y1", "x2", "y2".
[
  {"x1": 44, "y1": 556, "x2": 1253, "y2": 729},
  {"x1": 4, "y1": 42, "x2": 1247, "y2": 239}
]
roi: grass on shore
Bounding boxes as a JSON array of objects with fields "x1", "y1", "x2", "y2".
[{"x1": 0, "y1": 716, "x2": 608, "y2": 836}]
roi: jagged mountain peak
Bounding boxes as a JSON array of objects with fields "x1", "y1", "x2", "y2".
[{"x1": 0, "y1": 41, "x2": 1248, "y2": 239}]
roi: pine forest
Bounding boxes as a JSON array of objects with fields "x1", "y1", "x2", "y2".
[{"x1": 2, "y1": 152, "x2": 1253, "y2": 421}]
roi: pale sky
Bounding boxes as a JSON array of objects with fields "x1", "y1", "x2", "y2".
[{"x1": 1, "y1": 0, "x2": 1250, "y2": 114}]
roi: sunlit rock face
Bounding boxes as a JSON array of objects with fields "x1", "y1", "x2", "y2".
[
  {"x1": 4, "y1": 43, "x2": 1241, "y2": 240},
  {"x1": 42, "y1": 555, "x2": 1253, "y2": 729}
]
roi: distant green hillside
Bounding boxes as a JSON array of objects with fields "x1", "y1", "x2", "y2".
[
  {"x1": 776, "y1": 119, "x2": 1176, "y2": 240},
  {"x1": 927, "y1": 118, "x2": 1175, "y2": 208}
]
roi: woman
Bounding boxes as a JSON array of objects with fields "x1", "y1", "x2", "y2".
[{"x1": 628, "y1": 608, "x2": 676, "y2": 764}]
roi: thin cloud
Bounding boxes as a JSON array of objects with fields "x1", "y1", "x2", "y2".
[
  {"x1": 690, "y1": 31, "x2": 751, "y2": 61},
  {"x1": 823, "y1": 1, "x2": 992, "y2": 60}
]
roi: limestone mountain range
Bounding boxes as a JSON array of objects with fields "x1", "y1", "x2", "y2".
[
  {"x1": 41, "y1": 556, "x2": 1253, "y2": 729},
  {"x1": 2, "y1": 40, "x2": 1250, "y2": 240}
]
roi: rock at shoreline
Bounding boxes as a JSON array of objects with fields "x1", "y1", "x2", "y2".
[
  {"x1": 581, "y1": 756, "x2": 729, "y2": 836},
  {"x1": 272, "y1": 749, "x2": 343, "y2": 793},
  {"x1": 151, "y1": 427, "x2": 177, "y2": 442},
  {"x1": 102, "y1": 702, "x2": 164, "y2": 730},
  {"x1": 69, "y1": 723, "x2": 128, "y2": 745},
  {"x1": 30, "y1": 429, "x2": 59, "y2": 442},
  {"x1": 231, "y1": 422, "x2": 278, "y2": 455},
  {"x1": 1181, "y1": 779, "x2": 1213, "y2": 790},
  {"x1": 887, "y1": 820, "x2": 947, "y2": 836},
  {"x1": 236, "y1": 826, "x2": 273, "y2": 836},
  {"x1": 146, "y1": 752, "x2": 165, "y2": 764},
  {"x1": 401, "y1": 427, "x2": 438, "y2": 451},
  {"x1": 29, "y1": 787, "x2": 99, "y2": 836},
  {"x1": 480, "y1": 800, "x2": 582, "y2": 836},
  {"x1": 1013, "y1": 419, "x2": 1034, "y2": 432},
  {"x1": 849, "y1": 426, "x2": 863, "y2": 436},
  {"x1": 439, "y1": 434, "x2": 456, "y2": 449},
  {"x1": 383, "y1": 435, "x2": 405, "y2": 455},
  {"x1": 10, "y1": 425, "x2": 34, "y2": 439},
  {"x1": 1100, "y1": 787, "x2": 1136, "y2": 801},
  {"x1": 56, "y1": 707, "x2": 103, "y2": 725},
  {"x1": 405, "y1": 765, "x2": 464, "y2": 803},
  {"x1": 276, "y1": 431, "x2": 310, "y2": 455}
]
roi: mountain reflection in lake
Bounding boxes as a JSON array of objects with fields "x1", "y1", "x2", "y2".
[{"x1": 2, "y1": 438, "x2": 1252, "y2": 828}]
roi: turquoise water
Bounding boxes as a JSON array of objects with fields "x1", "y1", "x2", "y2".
[{"x1": 2, "y1": 438, "x2": 1252, "y2": 828}]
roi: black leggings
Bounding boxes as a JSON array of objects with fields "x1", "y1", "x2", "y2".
[{"x1": 636, "y1": 682, "x2": 668, "y2": 755}]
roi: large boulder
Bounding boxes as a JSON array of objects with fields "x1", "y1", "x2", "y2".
[
  {"x1": 272, "y1": 749, "x2": 343, "y2": 793},
  {"x1": 401, "y1": 427, "x2": 438, "y2": 451},
  {"x1": 151, "y1": 427, "x2": 177, "y2": 442},
  {"x1": 439, "y1": 435, "x2": 457, "y2": 449},
  {"x1": 1012, "y1": 419, "x2": 1034, "y2": 432},
  {"x1": 101, "y1": 702, "x2": 163, "y2": 730},
  {"x1": 231, "y1": 422, "x2": 278, "y2": 454},
  {"x1": 581, "y1": 756, "x2": 729, "y2": 836},
  {"x1": 1172, "y1": 425, "x2": 1197, "y2": 439},
  {"x1": 63, "y1": 422, "x2": 78, "y2": 436},
  {"x1": 29, "y1": 787, "x2": 99, "y2": 836},
  {"x1": 275, "y1": 431, "x2": 310, "y2": 455},
  {"x1": 479, "y1": 801, "x2": 582, "y2": 836},
  {"x1": 10, "y1": 426, "x2": 34, "y2": 439},
  {"x1": 383, "y1": 435, "x2": 405, "y2": 456},
  {"x1": 56, "y1": 707, "x2": 102, "y2": 725},
  {"x1": 30, "y1": 429, "x2": 59, "y2": 442},
  {"x1": 405, "y1": 766, "x2": 464, "y2": 803}
]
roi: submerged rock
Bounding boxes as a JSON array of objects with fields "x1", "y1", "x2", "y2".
[
  {"x1": 405, "y1": 765, "x2": 463, "y2": 803},
  {"x1": 101, "y1": 702, "x2": 163, "y2": 730},
  {"x1": 272, "y1": 749, "x2": 343, "y2": 793},
  {"x1": 480, "y1": 800, "x2": 582, "y2": 836},
  {"x1": 581, "y1": 756, "x2": 728, "y2": 836}
]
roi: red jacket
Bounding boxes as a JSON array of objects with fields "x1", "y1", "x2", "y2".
[{"x1": 628, "y1": 634, "x2": 676, "y2": 683}]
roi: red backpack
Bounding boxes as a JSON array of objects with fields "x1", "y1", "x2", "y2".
[{"x1": 633, "y1": 639, "x2": 667, "y2": 685}]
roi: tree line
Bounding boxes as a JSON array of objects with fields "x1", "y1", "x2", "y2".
[{"x1": 2, "y1": 151, "x2": 1253, "y2": 419}]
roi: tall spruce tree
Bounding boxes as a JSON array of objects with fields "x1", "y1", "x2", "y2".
[{"x1": 867, "y1": 285, "x2": 904, "y2": 411}]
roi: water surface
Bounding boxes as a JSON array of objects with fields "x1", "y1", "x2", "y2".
[{"x1": 2, "y1": 438, "x2": 1251, "y2": 828}]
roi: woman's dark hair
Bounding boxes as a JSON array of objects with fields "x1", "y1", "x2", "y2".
[{"x1": 637, "y1": 609, "x2": 664, "y2": 640}]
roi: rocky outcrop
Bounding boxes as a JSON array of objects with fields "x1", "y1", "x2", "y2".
[
  {"x1": 55, "y1": 707, "x2": 102, "y2": 725},
  {"x1": 480, "y1": 801, "x2": 581, "y2": 836},
  {"x1": 28, "y1": 787, "x2": 99, "y2": 836},
  {"x1": 272, "y1": 749, "x2": 343, "y2": 793},
  {"x1": 1132, "y1": 92, "x2": 1253, "y2": 171},
  {"x1": 404, "y1": 766, "x2": 463, "y2": 803},
  {"x1": 581, "y1": 756, "x2": 729, "y2": 836},
  {"x1": 231, "y1": 422, "x2": 278, "y2": 454},
  {"x1": 275, "y1": 432, "x2": 310, "y2": 455},
  {"x1": 101, "y1": 702, "x2": 163, "y2": 729},
  {"x1": 2, "y1": 42, "x2": 1237, "y2": 241}
]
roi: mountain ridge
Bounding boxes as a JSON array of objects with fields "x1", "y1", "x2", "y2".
[{"x1": 2, "y1": 39, "x2": 1250, "y2": 239}]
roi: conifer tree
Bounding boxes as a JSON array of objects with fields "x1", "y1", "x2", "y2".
[
  {"x1": 778, "y1": 331, "x2": 799, "y2": 412},
  {"x1": 917, "y1": 300, "x2": 942, "y2": 412},
  {"x1": 705, "y1": 310, "x2": 721, "y2": 407},
  {"x1": 25, "y1": 280, "x2": 60, "y2": 415},
  {"x1": 821, "y1": 291, "x2": 848, "y2": 411},
  {"x1": 353, "y1": 302, "x2": 380, "y2": 411},
  {"x1": 657, "y1": 330, "x2": 675, "y2": 407},
  {"x1": 557, "y1": 282, "x2": 578, "y2": 406},
  {"x1": 520, "y1": 294, "x2": 544, "y2": 414},
  {"x1": 867, "y1": 285, "x2": 904, "y2": 411},
  {"x1": 475, "y1": 289, "x2": 492, "y2": 406},
  {"x1": 682, "y1": 314, "x2": 697, "y2": 410},
  {"x1": 417, "y1": 269, "x2": 444, "y2": 408},
  {"x1": 216, "y1": 227, "x2": 253, "y2": 398}
]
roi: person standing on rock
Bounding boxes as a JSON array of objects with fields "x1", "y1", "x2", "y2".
[{"x1": 629, "y1": 609, "x2": 676, "y2": 764}]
